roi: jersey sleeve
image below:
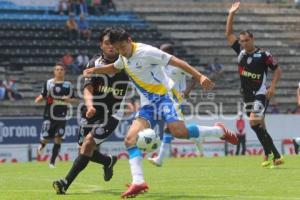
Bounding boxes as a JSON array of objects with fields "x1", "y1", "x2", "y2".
[
  {"x1": 114, "y1": 56, "x2": 125, "y2": 70},
  {"x1": 264, "y1": 51, "x2": 278, "y2": 71},
  {"x1": 145, "y1": 47, "x2": 172, "y2": 67},
  {"x1": 298, "y1": 81, "x2": 300, "y2": 89},
  {"x1": 231, "y1": 40, "x2": 241, "y2": 55},
  {"x1": 40, "y1": 82, "x2": 47, "y2": 97},
  {"x1": 83, "y1": 58, "x2": 96, "y2": 88}
]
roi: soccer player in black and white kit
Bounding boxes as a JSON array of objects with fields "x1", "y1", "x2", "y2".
[
  {"x1": 226, "y1": 1, "x2": 284, "y2": 168},
  {"x1": 35, "y1": 63, "x2": 76, "y2": 168},
  {"x1": 53, "y1": 28, "x2": 129, "y2": 194}
]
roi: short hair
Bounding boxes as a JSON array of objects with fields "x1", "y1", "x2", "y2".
[
  {"x1": 99, "y1": 27, "x2": 113, "y2": 42},
  {"x1": 239, "y1": 30, "x2": 254, "y2": 38},
  {"x1": 108, "y1": 28, "x2": 130, "y2": 44},
  {"x1": 160, "y1": 43, "x2": 174, "y2": 55},
  {"x1": 54, "y1": 62, "x2": 65, "y2": 69}
]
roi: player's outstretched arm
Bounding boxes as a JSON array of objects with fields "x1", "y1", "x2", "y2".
[
  {"x1": 169, "y1": 56, "x2": 214, "y2": 91},
  {"x1": 83, "y1": 63, "x2": 118, "y2": 76},
  {"x1": 266, "y1": 66, "x2": 282, "y2": 100},
  {"x1": 225, "y1": 1, "x2": 240, "y2": 45}
]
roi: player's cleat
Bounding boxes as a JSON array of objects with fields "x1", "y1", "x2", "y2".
[
  {"x1": 148, "y1": 156, "x2": 162, "y2": 167},
  {"x1": 49, "y1": 163, "x2": 56, "y2": 168},
  {"x1": 215, "y1": 122, "x2": 238, "y2": 145},
  {"x1": 103, "y1": 155, "x2": 118, "y2": 182},
  {"x1": 37, "y1": 144, "x2": 45, "y2": 156},
  {"x1": 261, "y1": 154, "x2": 273, "y2": 167},
  {"x1": 270, "y1": 156, "x2": 284, "y2": 169},
  {"x1": 121, "y1": 182, "x2": 149, "y2": 198},
  {"x1": 53, "y1": 179, "x2": 67, "y2": 195}
]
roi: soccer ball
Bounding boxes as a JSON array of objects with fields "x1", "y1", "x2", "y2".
[{"x1": 136, "y1": 128, "x2": 160, "y2": 153}]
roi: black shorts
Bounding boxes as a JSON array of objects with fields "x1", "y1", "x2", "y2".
[
  {"x1": 40, "y1": 119, "x2": 66, "y2": 140},
  {"x1": 78, "y1": 114, "x2": 119, "y2": 146},
  {"x1": 243, "y1": 94, "x2": 269, "y2": 117}
]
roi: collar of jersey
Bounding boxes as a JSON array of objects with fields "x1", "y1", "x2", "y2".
[{"x1": 128, "y1": 42, "x2": 138, "y2": 59}]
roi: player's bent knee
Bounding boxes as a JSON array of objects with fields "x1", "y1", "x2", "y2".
[
  {"x1": 80, "y1": 134, "x2": 96, "y2": 156},
  {"x1": 124, "y1": 135, "x2": 136, "y2": 147},
  {"x1": 169, "y1": 127, "x2": 187, "y2": 139}
]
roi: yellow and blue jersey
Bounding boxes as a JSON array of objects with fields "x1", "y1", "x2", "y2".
[{"x1": 113, "y1": 43, "x2": 184, "y2": 127}]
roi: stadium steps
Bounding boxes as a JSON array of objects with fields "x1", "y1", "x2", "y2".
[{"x1": 115, "y1": 0, "x2": 300, "y2": 114}]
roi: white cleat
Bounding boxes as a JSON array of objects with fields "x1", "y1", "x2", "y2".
[
  {"x1": 148, "y1": 157, "x2": 162, "y2": 167},
  {"x1": 49, "y1": 164, "x2": 56, "y2": 168}
]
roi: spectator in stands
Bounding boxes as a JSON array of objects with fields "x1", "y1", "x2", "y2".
[
  {"x1": 65, "y1": 13, "x2": 79, "y2": 40},
  {"x1": 56, "y1": 0, "x2": 69, "y2": 15},
  {"x1": 62, "y1": 52, "x2": 80, "y2": 74},
  {"x1": 92, "y1": 0, "x2": 103, "y2": 15},
  {"x1": 101, "y1": 0, "x2": 117, "y2": 12},
  {"x1": 78, "y1": 14, "x2": 92, "y2": 41},
  {"x1": 79, "y1": 0, "x2": 89, "y2": 15},
  {"x1": 92, "y1": 0, "x2": 116, "y2": 15},
  {"x1": 235, "y1": 112, "x2": 246, "y2": 155},
  {"x1": 208, "y1": 58, "x2": 224, "y2": 80},
  {"x1": 75, "y1": 52, "x2": 89, "y2": 72},
  {"x1": 0, "y1": 80, "x2": 6, "y2": 101},
  {"x1": 69, "y1": 0, "x2": 79, "y2": 15},
  {"x1": 5, "y1": 76, "x2": 22, "y2": 100}
]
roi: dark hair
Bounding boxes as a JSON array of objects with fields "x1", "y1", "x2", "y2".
[
  {"x1": 239, "y1": 30, "x2": 254, "y2": 38},
  {"x1": 55, "y1": 62, "x2": 65, "y2": 69},
  {"x1": 99, "y1": 27, "x2": 113, "y2": 42},
  {"x1": 160, "y1": 43, "x2": 174, "y2": 55},
  {"x1": 108, "y1": 28, "x2": 130, "y2": 44}
]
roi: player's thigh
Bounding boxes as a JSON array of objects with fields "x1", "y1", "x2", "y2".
[
  {"x1": 53, "y1": 120, "x2": 66, "y2": 138},
  {"x1": 249, "y1": 112, "x2": 264, "y2": 127},
  {"x1": 167, "y1": 120, "x2": 188, "y2": 139},
  {"x1": 80, "y1": 133, "x2": 97, "y2": 156},
  {"x1": 124, "y1": 118, "x2": 149, "y2": 147}
]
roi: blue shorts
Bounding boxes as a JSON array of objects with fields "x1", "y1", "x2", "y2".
[{"x1": 136, "y1": 92, "x2": 184, "y2": 128}]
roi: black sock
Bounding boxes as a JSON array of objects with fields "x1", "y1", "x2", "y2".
[
  {"x1": 90, "y1": 150, "x2": 111, "y2": 166},
  {"x1": 251, "y1": 125, "x2": 271, "y2": 156},
  {"x1": 264, "y1": 130, "x2": 281, "y2": 159},
  {"x1": 65, "y1": 154, "x2": 90, "y2": 190},
  {"x1": 293, "y1": 139, "x2": 299, "y2": 154},
  {"x1": 50, "y1": 143, "x2": 61, "y2": 165}
]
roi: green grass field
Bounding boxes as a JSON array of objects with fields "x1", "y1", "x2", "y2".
[{"x1": 1, "y1": 156, "x2": 300, "y2": 200}]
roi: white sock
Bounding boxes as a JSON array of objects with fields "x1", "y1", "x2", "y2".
[
  {"x1": 196, "y1": 125, "x2": 223, "y2": 138},
  {"x1": 129, "y1": 157, "x2": 144, "y2": 184},
  {"x1": 156, "y1": 141, "x2": 170, "y2": 164}
]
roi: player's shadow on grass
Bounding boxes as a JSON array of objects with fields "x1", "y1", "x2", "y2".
[
  {"x1": 68, "y1": 189, "x2": 228, "y2": 199},
  {"x1": 145, "y1": 193, "x2": 228, "y2": 200},
  {"x1": 68, "y1": 189, "x2": 120, "y2": 196}
]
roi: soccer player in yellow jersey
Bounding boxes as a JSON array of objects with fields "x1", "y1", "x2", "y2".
[{"x1": 84, "y1": 28, "x2": 238, "y2": 198}]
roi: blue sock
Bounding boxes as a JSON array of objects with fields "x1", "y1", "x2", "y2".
[
  {"x1": 163, "y1": 133, "x2": 173, "y2": 143},
  {"x1": 127, "y1": 146, "x2": 142, "y2": 160},
  {"x1": 187, "y1": 124, "x2": 200, "y2": 139}
]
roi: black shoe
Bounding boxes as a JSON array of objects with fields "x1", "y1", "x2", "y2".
[
  {"x1": 53, "y1": 179, "x2": 67, "y2": 195},
  {"x1": 103, "y1": 155, "x2": 118, "y2": 182},
  {"x1": 293, "y1": 139, "x2": 299, "y2": 154}
]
